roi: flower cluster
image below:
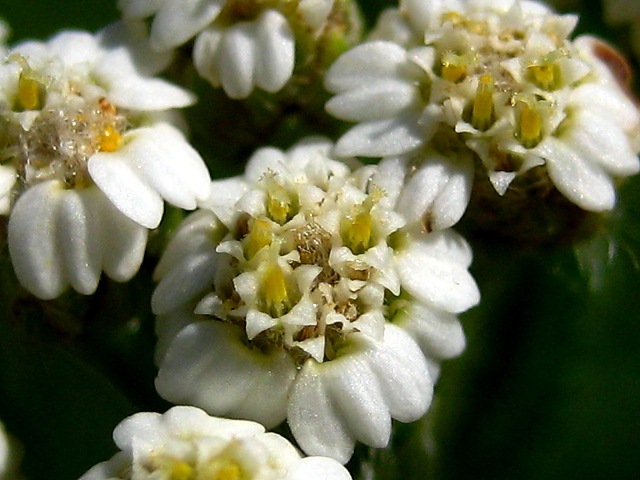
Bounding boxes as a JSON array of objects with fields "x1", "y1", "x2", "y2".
[
  {"x1": 0, "y1": 24, "x2": 210, "y2": 299},
  {"x1": 80, "y1": 406, "x2": 352, "y2": 480},
  {"x1": 152, "y1": 138, "x2": 479, "y2": 462},
  {"x1": 2, "y1": 0, "x2": 639, "y2": 477},
  {"x1": 118, "y1": 0, "x2": 362, "y2": 98},
  {"x1": 325, "y1": 0, "x2": 640, "y2": 213}
]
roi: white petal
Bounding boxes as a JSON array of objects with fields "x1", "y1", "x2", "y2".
[
  {"x1": 284, "y1": 457, "x2": 352, "y2": 480},
  {"x1": 538, "y1": 136, "x2": 617, "y2": 211},
  {"x1": 323, "y1": 353, "x2": 391, "y2": 448},
  {"x1": 193, "y1": 27, "x2": 223, "y2": 86},
  {"x1": 102, "y1": 73, "x2": 196, "y2": 110},
  {"x1": 363, "y1": 324, "x2": 432, "y2": 422},
  {"x1": 325, "y1": 41, "x2": 412, "y2": 92},
  {"x1": 563, "y1": 109, "x2": 639, "y2": 177},
  {"x1": 47, "y1": 31, "x2": 100, "y2": 66},
  {"x1": 397, "y1": 153, "x2": 473, "y2": 230},
  {"x1": 325, "y1": 79, "x2": 420, "y2": 122},
  {"x1": 57, "y1": 187, "x2": 102, "y2": 295},
  {"x1": 89, "y1": 152, "x2": 164, "y2": 229},
  {"x1": 156, "y1": 322, "x2": 296, "y2": 428},
  {"x1": 202, "y1": 177, "x2": 248, "y2": 228},
  {"x1": 151, "y1": 249, "x2": 218, "y2": 315},
  {"x1": 149, "y1": 0, "x2": 222, "y2": 50},
  {"x1": 570, "y1": 83, "x2": 640, "y2": 134},
  {"x1": 335, "y1": 115, "x2": 425, "y2": 157},
  {"x1": 218, "y1": 23, "x2": 257, "y2": 99},
  {"x1": 395, "y1": 234, "x2": 480, "y2": 313},
  {"x1": 96, "y1": 192, "x2": 147, "y2": 282},
  {"x1": 8, "y1": 181, "x2": 66, "y2": 299},
  {"x1": 0, "y1": 165, "x2": 17, "y2": 215},
  {"x1": 288, "y1": 360, "x2": 355, "y2": 464},
  {"x1": 153, "y1": 209, "x2": 220, "y2": 280},
  {"x1": 123, "y1": 126, "x2": 211, "y2": 209},
  {"x1": 254, "y1": 10, "x2": 295, "y2": 92},
  {"x1": 396, "y1": 303, "x2": 466, "y2": 360}
]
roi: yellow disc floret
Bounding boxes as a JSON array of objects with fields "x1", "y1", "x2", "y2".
[
  {"x1": 261, "y1": 263, "x2": 291, "y2": 317},
  {"x1": 471, "y1": 74, "x2": 495, "y2": 131},
  {"x1": 517, "y1": 101, "x2": 543, "y2": 148},
  {"x1": 243, "y1": 216, "x2": 274, "y2": 259}
]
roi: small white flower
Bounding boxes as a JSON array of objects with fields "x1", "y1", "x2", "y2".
[
  {"x1": 325, "y1": 0, "x2": 640, "y2": 212},
  {"x1": 152, "y1": 138, "x2": 479, "y2": 463},
  {"x1": 119, "y1": 0, "x2": 338, "y2": 98},
  {"x1": 604, "y1": 0, "x2": 640, "y2": 58},
  {"x1": 0, "y1": 25, "x2": 211, "y2": 299},
  {"x1": 79, "y1": 406, "x2": 352, "y2": 480}
]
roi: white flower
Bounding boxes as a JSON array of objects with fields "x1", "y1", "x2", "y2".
[
  {"x1": 79, "y1": 406, "x2": 352, "y2": 480},
  {"x1": 604, "y1": 0, "x2": 640, "y2": 58},
  {"x1": 152, "y1": 137, "x2": 479, "y2": 463},
  {"x1": 0, "y1": 25, "x2": 211, "y2": 299},
  {"x1": 118, "y1": 0, "x2": 338, "y2": 98},
  {"x1": 325, "y1": 0, "x2": 640, "y2": 212}
]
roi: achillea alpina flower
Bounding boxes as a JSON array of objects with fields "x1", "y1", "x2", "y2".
[
  {"x1": 80, "y1": 406, "x2": 352, "y2": 480},
  {"x1": 118, "y1": 0, "x2": 362, "y2": 99},
  {"x1": 0, "y1": 24, "x2": 211, "y2": 299},
  {"x1": 325, "y1": 0, "x2": 640, "y2": 213},
  {"x1": 152, "y1": 137, "x2": 479, "y2": 463}
]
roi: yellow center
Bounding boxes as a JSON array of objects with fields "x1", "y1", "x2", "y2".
[
  {"x1": 214, "y1": 463, "x2": 242, "y2": 480},
  {"x1": 345, "y1": 211, "x2": 372, "y2": 255},
  {"x1": 518, "y1": 102, "x2": 542, "y2": 148},
  {"x1": 17, "y1": 73, "x2": 44, "y2": 111},
  {"x1": 243, "y1": 217, "x2": 273, "y2": 259},
  {"x1": 471, "y1": 74, "x2": 494, "y2": 131},
  {"x1": 262, "y1": 263, "x2": 290, "y2": 317},
  {"x1": 441, "y1": 52, "x2": 467, "y2": 83},
  {"x1": 98, "y1": 124, "x2": 122, "y2": 152},
  {"x1": 528, "y1": 63, "x2": 558, "y2": 90},
  {"x1": 266, "y1": 185, "x2": 294, "y2": 225}
]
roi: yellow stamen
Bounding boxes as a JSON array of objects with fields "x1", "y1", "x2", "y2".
[
  {"x1": 170, "y1": 461, "x2": 195, "y2": 480},
  {"x1": 98, "y1": 124, "x2": 122, "y2": 152},
  {"x1": 471, "y1": 74, "x2": 494, "y2": 131},
  {"x1": 266, "y1": 185, "x2": 294, "y2": 225},
  {"x1": 518, "y1": 102, "x2": 542, "y2": 148},
  {"x1": 17, "y1": 73, "x2": 44, "y2": 111},
  {"x1": 243, "y1": 217, "x2": 273, "y2": 259},
  {"x1": 441, "y1": 52, "x2": 467, "y2": 83},
  {"x1": 528, "y1": 63, "x2": 558, "y2": 90},
  {"x1": 262, "y1": 264, "x2": 290, "y2": 317},
  {"x1": 346, "y1": 211, "x2": 372, "y2": 255}
]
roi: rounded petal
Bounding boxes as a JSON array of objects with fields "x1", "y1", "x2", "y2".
[
  {"x1": 56, "y1": 187, "x2": 103, "y2": 295},
  {"x1": 334, "y1": 115, "x2": 425, "y2": 157},
  {"x1": 217, "y1": 23, "x2": 257, "y2": 99},
  {"x1": 89, "y1": 152, "x2": 164, "y2": 229},
  {"x1": 8, "y1": 181, "x2": 66, "y2": 299},
  {"x1": 325, "y1": 41, "x2": 412, "y2": 92},
  {"x1": 325, "y1": 79, "x2": 421, "y2": 122},
  {"x1": 539, "y1": 136, "x2": 617, "y2": 211},
  {"x1": 96, "y1": 192, "x2": 148, "y2": 282},
  {"x1": 254, "y1": 10, "x2": 295, "y2": 92},
  {"x1": 395, "y1": 232, "x2": 480, "y2": 313},
  {"x1": 156, "y1": 322, "x2": 296, "y2": 428},
  {"x1": 149, "y1": 0, "x2": 222, "y2": 50}
]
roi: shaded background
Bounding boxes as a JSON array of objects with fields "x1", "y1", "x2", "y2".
[{"x1": 1, "y1": 1, "x2": 640, "y2": 479}]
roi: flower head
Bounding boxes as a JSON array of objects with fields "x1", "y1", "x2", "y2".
[
  {"x1": 118, "y1": 0, "x2": 362, "y2": 99},
  {"x1": 152, "y1": 137, "x2": 479, "y2": 463},
  {"x1": 80, "y1": 406, "x2": 352, "y2": 480},
  {"x1": 0, "y1": 24, "x2": 211, "y2": 299},
  {"x1": 325, "y1": 0, "x2": 640, "y2": 213}
]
